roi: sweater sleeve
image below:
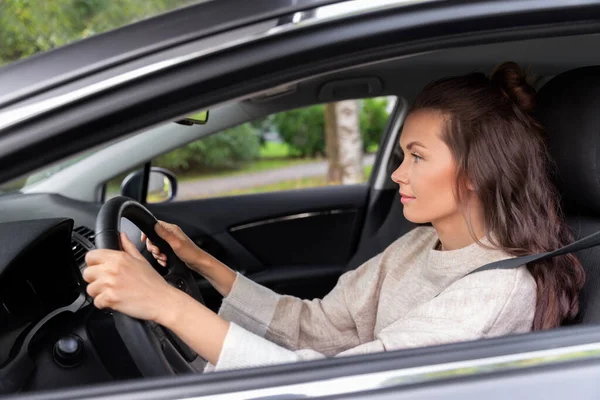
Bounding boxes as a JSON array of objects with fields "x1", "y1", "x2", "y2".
[
  {"x1": 216, "y1": 253, "x2": 385, "y2": 356},
  {"x1": 204, "y1": 322, "x2": 386, "y2": 372},
  {"x1": 205, "y1": 266, "x2": 535, "y2": 373}
]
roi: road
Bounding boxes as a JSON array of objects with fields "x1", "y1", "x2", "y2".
[{"x1": 177, "y1": 154, "x2": 376, "y2": 199}]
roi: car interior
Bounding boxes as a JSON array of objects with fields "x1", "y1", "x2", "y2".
[{"x1": 3, "y1": 29, "x2": 600, "y2": 394}]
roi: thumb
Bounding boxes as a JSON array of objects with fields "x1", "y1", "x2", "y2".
[
  {"x1": 155, "y1": 221, "x2": 169, "y2": 238},
  {"x1": 155, "y1": 221, "x2": 176, "y2": 243},
  {"x1": 120, "y1": 232, "x2": 145, "y2": 261}
]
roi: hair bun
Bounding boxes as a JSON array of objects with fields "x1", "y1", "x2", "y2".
[{"x1": 490, "y1": 62, "x2": 536, "y2": 114}]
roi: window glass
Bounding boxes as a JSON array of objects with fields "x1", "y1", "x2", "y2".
[
  {"x1": 104, "y1": 164, "x2": 146, "y2": 202},
  {"x1": 152, "y1": 97, "x2": 396, "y2": 202},
  {"x1": 0, "y1": 0, "x2": 203, "y2": 67}
]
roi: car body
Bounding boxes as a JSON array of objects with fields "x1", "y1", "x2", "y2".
[{"x1": 2, "y1": 0, "x2": 600, "y2": 399}]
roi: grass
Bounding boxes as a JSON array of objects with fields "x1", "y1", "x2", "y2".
[
  {"x1": 208, "y1": 176, "x2": 332, "y2": 197},
  {"x1": 259, "y1": 141, "x2": 292, "y2": 158},
  {"x1": 175, "y1": 142, "x2": 316, "y2": 182},
  {"x1": 177, "y1": 157, "x2": 316, "y2": 182},
  {"x1": 186, "y1": 165, "x2": 375, "y2": 199}
]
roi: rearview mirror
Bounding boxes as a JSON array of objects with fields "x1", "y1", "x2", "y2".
[{"x1": 175, "y1": 110, "x2": 209, "y2": 126}]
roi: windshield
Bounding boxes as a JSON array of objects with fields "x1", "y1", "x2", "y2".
[
  {"x1": 0, "y1": 0, "x2": 203, "y2": 67},
  {"x1": 0, "y1": 149, "x2": 100, "y2": 194}
]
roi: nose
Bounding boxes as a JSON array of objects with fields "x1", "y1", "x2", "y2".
[{"x1": 391, "y1": 158, "x2": 408, "y2": 185}]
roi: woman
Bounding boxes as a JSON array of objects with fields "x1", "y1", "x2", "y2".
[{"x1": 83, "y1": 62, "x2": 585, "y2": 372}]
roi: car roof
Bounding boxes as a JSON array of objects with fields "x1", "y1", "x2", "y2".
[{"x1": 0, "y1": 0, "x2": 342, "y2": 110}]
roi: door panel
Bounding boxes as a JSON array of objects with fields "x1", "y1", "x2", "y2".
[
  {"x1": 229, "y1": 209, "x2": 360, "y2": 267},
  {"x1": 147, "y1": 184, "x2": 370, "y2": 310}
]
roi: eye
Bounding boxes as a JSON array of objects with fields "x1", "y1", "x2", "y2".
[{"x1": 411, "y1": 153, "x2": 423, "y2": 162}]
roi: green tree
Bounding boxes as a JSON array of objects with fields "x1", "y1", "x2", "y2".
[
  {"x1": 359, "y1": 97, "x2": 389, "y2": 152},
  {"x1": 154, "y1": 123, "x2": 261, "y2": 172},
  {"x1": 272, "y1": 105, "x2": 326, "y2": 157},
  {"x1": 273, "y1": 98, "x2": 390, "y2": 157},
  {"x1": 0, "y1": 0, "x2": 194, "y2": 65}
]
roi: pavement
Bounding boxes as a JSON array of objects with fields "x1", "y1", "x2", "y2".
[{"x1": 177, "y1": 153, "x2": 376, "y2": 199}]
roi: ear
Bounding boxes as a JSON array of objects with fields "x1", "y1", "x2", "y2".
[{"x1": 466, "y1": 178, "x2": 476, "y2": 191}]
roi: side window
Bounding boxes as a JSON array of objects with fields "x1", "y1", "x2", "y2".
[
  {"x1": 104, "y1": 164, "x2": 146, "y2": 202},
  {"x1": 153, "y1": 97, "x2": 395, "y2": 202}
]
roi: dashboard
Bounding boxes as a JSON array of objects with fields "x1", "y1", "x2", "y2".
[
  {"x1": 0, "y1": 219, "x2": 81, "y2": 367},
  {"x1": 0, "y1": 193, "x2": 147, "y2": 393}
]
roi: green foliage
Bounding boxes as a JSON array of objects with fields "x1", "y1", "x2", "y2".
[
  {"x1": 0, "y1": 0, "x2": 195, "y2": 65},
  {"x1": 360, "y1": 97, "x2": 389, "y2": 152},
  {"x1": 272, "y1": 98, "x2": 389, "y2": 157},
  {"x1": 272, "y1": 105, "x2": 326, "y2": 157},
  {"x1": 154, "y1": 124, "x2": 261, "y2": 172}
]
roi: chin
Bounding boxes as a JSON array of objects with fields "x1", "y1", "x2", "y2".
[{"x1": 402, "y1": 208, "x2": 432, "y2": 225}]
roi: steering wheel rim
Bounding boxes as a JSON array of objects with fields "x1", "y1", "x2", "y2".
[{"x1": 94, "y1": 196, "x2": 205, "y2": 377}]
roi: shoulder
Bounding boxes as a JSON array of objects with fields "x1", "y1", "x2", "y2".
[
  {"x1": 442, "y1": 264, "x2": 536, "y2": 333},
  {"x1": 448, "y1": 262, "x2": 536, "y2": 298}
]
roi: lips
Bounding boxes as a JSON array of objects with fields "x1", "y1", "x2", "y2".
[{"x1": 400, "y1": 192, "x2": 416, "y2": 204}]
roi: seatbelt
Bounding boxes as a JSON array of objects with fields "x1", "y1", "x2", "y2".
[{"x1": 467, "y1": 229, "x2": 600, "y2": 275}]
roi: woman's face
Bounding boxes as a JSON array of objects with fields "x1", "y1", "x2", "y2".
[{"x1": 391, "y1": 110, "x2": 462, "y2": 225}]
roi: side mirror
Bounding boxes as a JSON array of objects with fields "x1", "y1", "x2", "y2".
[{"x1": 121, "y1": 167, "x2": 178, "y2": 203}]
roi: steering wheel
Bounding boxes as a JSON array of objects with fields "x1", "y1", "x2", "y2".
[{"x1": 94, "y1": 196, "x2": 206, "y2": 376}]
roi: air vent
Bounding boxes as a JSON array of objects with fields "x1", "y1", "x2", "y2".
[
  {"x1": 71, "y1": 226, "x2": 95, "y2": 267},
  {"x1": 74, "y1": 226, "x2": 95, "y2": 243}
]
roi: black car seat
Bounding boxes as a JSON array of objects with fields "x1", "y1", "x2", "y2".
[{"x1": 536, "y1": 66, "x2": 600, "y2": 325}]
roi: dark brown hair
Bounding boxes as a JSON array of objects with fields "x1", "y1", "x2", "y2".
[{"x1": 411, "y1": 62, "x2": 585, "y2": 330}]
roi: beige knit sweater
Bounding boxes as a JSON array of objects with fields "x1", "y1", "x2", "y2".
[{"x1": 204, "y1": 226, "x2": 537, "y2": 372}]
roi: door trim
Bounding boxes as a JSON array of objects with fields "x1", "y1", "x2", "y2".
[{"x1": 229, "y1": 209, "x2": 355, "y2": 232}]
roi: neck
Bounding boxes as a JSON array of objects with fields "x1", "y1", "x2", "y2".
[{"x1": 432, "y1": 199, "x2": 486, "y2": 251}]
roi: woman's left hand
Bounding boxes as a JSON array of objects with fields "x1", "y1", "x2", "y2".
[{"x1": 83, "y1": 232, "x2": 176, "y2": 323}]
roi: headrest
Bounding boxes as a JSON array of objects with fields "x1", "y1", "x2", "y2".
[{"x1": 536, "y1": 67, "x2": 600, "y2": 214}]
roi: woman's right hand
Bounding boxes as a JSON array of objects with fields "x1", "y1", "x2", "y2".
[
  {"x1": 141, "y1": 221, "x2": 209, "y2": 273},
  {"x1": 142, "y1": 220, "x2": 238, "y2": 297}
]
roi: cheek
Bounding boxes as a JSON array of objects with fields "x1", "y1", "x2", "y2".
[
  {"x1": 404, "y1": 162, "x2": 459, "y2": 222},
  {"x1": 414, "y1": 163, "x2": 455, "y2": 197}
]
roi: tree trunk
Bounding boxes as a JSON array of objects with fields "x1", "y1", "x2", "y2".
[{"x1": 325, "y1": 101, "x2": 364, "y2": 185}]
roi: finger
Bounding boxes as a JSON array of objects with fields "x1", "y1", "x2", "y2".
[
  {"x1": 141, "y1": 232, "x2": 147, "y2": 242},
  {"x1": 148, "y1": 251, "x2": 167, "y2": 267},
  {"x1": 85, "y1": 279, "x2": 104, "y2": 298},
  {"x1": 120, "y1": 232, "x2": 145, "y2": 261},
  {"x1": 85, "y1": 249, "x2": 121, "y2": 266},
  {"x1": 82, "y1": 265, "x2": 99, "y2": 283},
  {"x1": 93, "y1": 291, "x2": 115, "y2": 310},
  {"x1": 82, "y1": 263, "x2": 118, "y2": 284},
  {"x1": 147, "y1": 242, "x2": 161, "y2": 255},
  {"x1": 145, "y1": 237, "x2": 161, "y2": 255},
  {"x1": 155, "y1": 220, "x2": 176, "y2": 240}
]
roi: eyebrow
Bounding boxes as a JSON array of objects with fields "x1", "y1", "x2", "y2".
[{"x1": 399, "y1": 141, "x2": 427, "y2": 151}]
